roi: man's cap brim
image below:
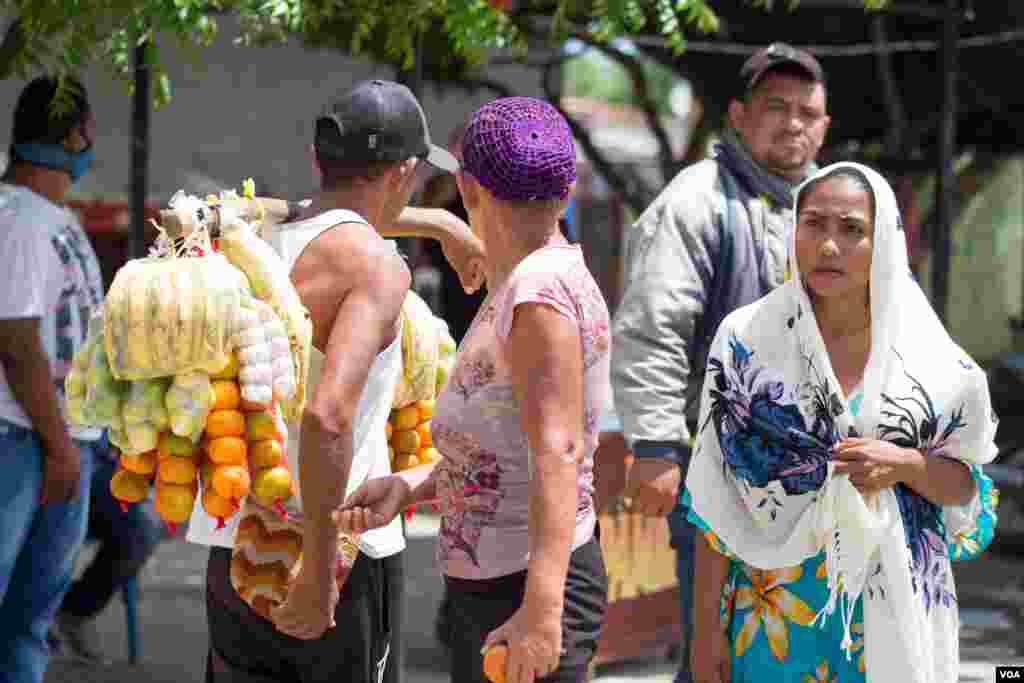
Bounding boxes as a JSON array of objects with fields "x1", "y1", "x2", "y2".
[{"x1": 424, "y1": 144, "x2": 460, "y2": 173}]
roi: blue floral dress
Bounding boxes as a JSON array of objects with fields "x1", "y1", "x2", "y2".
[{"x1": 684, "y1": 389, "x2": 999, "y2": 683}]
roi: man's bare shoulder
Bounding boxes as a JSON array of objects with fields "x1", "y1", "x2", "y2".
[{"x1": 300, "y1": 218, "x2": 410, "y2": 299}]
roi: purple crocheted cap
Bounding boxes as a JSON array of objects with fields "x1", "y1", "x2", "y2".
[{"x1": 461, "y1": 97, "x2": 577, "y2": 202}]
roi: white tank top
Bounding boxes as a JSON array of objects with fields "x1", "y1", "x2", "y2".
[{"x1": 187, "y1": 209, "x2": 406, "y2": 559}]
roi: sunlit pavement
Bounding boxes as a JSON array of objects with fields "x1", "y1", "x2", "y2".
[{"x1": 46, "y1": 513, "x2": 1024, "y2": 683}]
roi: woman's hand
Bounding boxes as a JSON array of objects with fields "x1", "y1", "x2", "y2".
[
  {"x1": 483, "y1": 602, "x2": 563, "y2": 683},
  {"x1": 832, "y1": 437, "x2": 921, "y2": 495},
  {"x1": 332, "y1": 475, "x2": 411, "y2": 534},
  {"x1": 692, "y1": 530, "x2": 732, "y2": 683},
  {"x1": 691, "y1": 617, "x2": 731, "y2": 683}
]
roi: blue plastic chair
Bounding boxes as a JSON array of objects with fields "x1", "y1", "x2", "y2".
[
  {"x1": 122, "y1": 574, "x2": 140, "y2": 664},
  {"x1": 79, "y1": 536, "x2": 142, "y2": 664}
]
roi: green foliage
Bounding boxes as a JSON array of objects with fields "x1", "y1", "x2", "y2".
[
  {"x1": 0, "y1": 0, "x2": 878, "y2": 115},
  {"x1": 583, "y1": 0, "x2": 718, "y2": 53},
  {"x1": 0, "y1": 0, "x2": 224, "y2": 114},
  {"x1": 0, "y1": 0, "x2": 524, "y2": 110}
]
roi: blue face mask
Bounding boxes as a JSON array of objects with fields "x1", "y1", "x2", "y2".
[{"x1": 11, "y1": 142, "x2": 95, "y2": 183}]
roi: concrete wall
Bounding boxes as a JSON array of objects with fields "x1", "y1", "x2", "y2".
[{"x1": 0, "y1": 14, "x2": 545, "y2": 200}]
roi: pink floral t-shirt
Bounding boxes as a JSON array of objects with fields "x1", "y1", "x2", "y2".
[{"x1": 432, "y1": 244, "x2": 612, "y2": 580}]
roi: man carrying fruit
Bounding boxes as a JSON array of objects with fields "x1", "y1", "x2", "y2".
[
  {"x1": 196, "y1": 79, "x2": 463, "y2": 683},
  {"x1": 0, "y1": 76, "x2": 106, "y2": 682}
]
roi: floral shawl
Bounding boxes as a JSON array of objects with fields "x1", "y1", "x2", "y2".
[{"x1": 685, "y1": 163, "x2": 998, "y2": 683}]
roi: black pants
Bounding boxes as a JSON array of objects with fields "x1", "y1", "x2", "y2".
[
  {"x1": 444, "y1": 536, "x2": 608, "y2": 683},
  {"x1": 382, "y1": 552, "x2": 405, "y2": 683},
  {"x1": 61, "y1": 455, "x2": 164, "y2": 619},
  {"x1": 205, "y1": 547, "x2": 393, "y2": 683}
]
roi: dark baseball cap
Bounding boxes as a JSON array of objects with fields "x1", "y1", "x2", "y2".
[
  {"x1": 739, "y1": 43, "x2": 824, "y2": 97},
  {"x1": 12, "y1": 76, "x2": 91, "y2": 145},
  {"x1": 315, "y1": 79, "x2": 459, "y2": 172}
]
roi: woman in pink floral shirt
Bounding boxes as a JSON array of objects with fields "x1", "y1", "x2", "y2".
[{"x1": 337, "y1": 98, "x2": 612, "y2": 683}]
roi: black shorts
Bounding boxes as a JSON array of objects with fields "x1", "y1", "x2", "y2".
[
  {"x1": 205, "y1": 546, "x2": 392, "y2": 683},
  {"x1": 443, "y1": 535, "x2": 608, "y2": 683}
]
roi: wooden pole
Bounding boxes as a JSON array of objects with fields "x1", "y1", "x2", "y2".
[
  {"x1": 130, "y1": 34, "x2": 152, "y2": 260},
  {"x1": 931, "y1": 0, "x2": 960, "y2": 323}
]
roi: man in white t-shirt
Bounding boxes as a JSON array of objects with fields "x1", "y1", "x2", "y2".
[{"x1": 0, "y1": 76, "x2": 106, "y2": 682}]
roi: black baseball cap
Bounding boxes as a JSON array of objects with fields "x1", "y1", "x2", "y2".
[
  {"x1": 315, "y1": 79, "x2": 459, "y2": 172},
  {"x1": 12, "y1": 76, "x2": 91, "y2": 145},
  {"x1": 739, "y1": 43, "x2": 824, "y2": 97}
]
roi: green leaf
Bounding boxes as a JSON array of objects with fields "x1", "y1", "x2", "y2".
[{"x1": 155, "y1": 71, "x2": 172, "y2": 108}]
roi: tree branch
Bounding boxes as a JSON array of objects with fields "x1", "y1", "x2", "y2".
[
  {"x1": 0, "y1": 18, "x2": 25, "y2": 79},
  {"x1": 571, "y1": 31, "x2": 682, "y2": 187},
  {"x1": 871, "y1": 15, "x2": 908, "y2": 153},
  {"x1": 460, "y1": 77, "x2": 515, "y2": 98},
  {"x1": 438, "y1": 76, "x2": 516, "y2": 99},
  {"x1": 540, "y1": 57, "x2": 656, "y2": 216}
]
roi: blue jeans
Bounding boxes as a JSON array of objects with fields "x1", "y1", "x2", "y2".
[
  {"x1": 61, "y1": 452, "x2": 163, "y2": 619},
  {"x1": 0, "y1": 419, "x2": 93, "y2": 683},
  {"x1": 668, "y1": 480, "x2": 696, "y2": 683}
]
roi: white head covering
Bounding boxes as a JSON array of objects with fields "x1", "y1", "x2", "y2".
[{"x1": 686, "y1": 162, "x2": 998, "y2": 682}]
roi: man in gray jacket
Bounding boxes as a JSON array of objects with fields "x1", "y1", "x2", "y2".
[{"x1": 610, "y1": 43, "x2": 830, "y2": 683}]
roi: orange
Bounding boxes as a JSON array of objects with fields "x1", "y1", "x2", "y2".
[
  {"x1": 385, "y1": 421, "x2": 393, "y2": 442},
  {"x1": 394, "y1": 453, "x2": 419, "y2": 472},
  {"x1": 211, "y1": 353, "x2": 241, "y2": 380},
  {"x1": 206, "y1": 409, "x2": 246, "y2": 438},
  {"x1": 154, "y1": 482, "x2": 197, "y2": 524},
  {"x1": 211, "y1": 381, "x2": 242, "y2": 411},
  {"x1": 208, "y1": 436, "x2": 247, "y2": 466},
  {"x1": 418, "y1": 447, "x2": 442, "y2": 465},
  {"x1": 416, "y1": 420, "x2": 432, "y2": 449},
  {"x1": 246, "y1": 411, "x2": 281, "y2": 442},
  {"x1": 482, "y1": 644, "x2": 507, "y2": 683},
  {"x1": 251, "y1": 466, "x2": 293, "y2": 507},
  {"x1": 416, "y1": 399, "x2": 435, "y2": 422},
  {"x1": 392, "y1": 429, "x2": 420, "y2": 455},
  {"x1": 249, "y1": 439, "x2": 284, "y2": 470},
  {"x1": 390, "y1": 405, "x2": 420, "y2": 432},
  {"x1": 158, "y1": 455, "x2": 198, "y2": 485},
  {"x1": 110, "y1": 469, "x2": 151, "y2": 503},
  {"x1": 158, "y1": 432, "x2": 196, "y2": 460},
  {"x1": 203, "y1": 486, "x2": 237, "y2": 519},
  {"x1": 212, "y1": 465, "x2": 251, "y2": 500},
  {"x1": 120, "y1": 450, "x2": 157, "y2": 476}
]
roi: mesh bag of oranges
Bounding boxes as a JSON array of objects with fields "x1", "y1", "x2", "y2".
[
  {"x1": 385, "y1": 296, "x2": 457, "y2": 519},
  {"x1": 75, "y1": 182, "x2": 311, "y2": 535}
]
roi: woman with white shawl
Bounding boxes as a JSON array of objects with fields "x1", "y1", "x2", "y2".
[{"x1": 685, "y1": 162, "x2": 999, "y2": 683}]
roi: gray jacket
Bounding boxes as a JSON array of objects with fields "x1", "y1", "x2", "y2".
[{"x1": 611, "y1": 131, "x2": 806, "y2": 465}]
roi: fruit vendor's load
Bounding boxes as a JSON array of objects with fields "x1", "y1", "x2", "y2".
[
  {"x1": 388, "y1": 310, "x2": 455, "y2": 478},
  {"x1": 102, "y1": 250, "x2": 249, "y2": 381},
  {"x1": 393, "y1": 291, "x2": 440, "y2": 409},
  {"x1": 69, "y1": 179, "x2": 460, "y2": 608},
  {"x1": 66, "y1": 182, "x2": 309, "y2": 532},
  {"x1": 217, "y1": 214, "x2": 310, "y2": 422},
  {"x1": 387, "y1": 399, "x2": 442, "y2": 474},
  {"x1": 120, "y1": 378, "x2": 171, "y2": 454}
]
